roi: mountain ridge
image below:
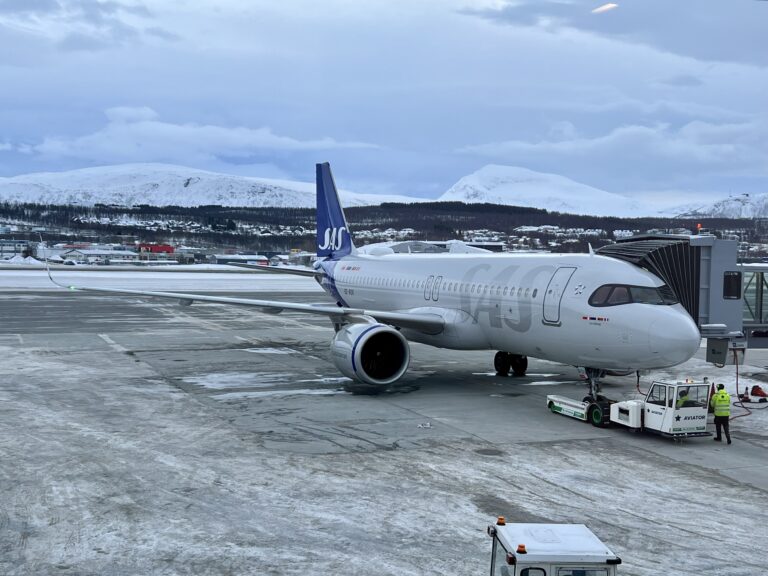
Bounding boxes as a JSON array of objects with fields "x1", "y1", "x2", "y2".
[
  {"x1": 1, "y1": 163, "x2": 761, "y2": 219},
  {"x1": 0, "y1": 163, "x2": 420, "y2": 208}
]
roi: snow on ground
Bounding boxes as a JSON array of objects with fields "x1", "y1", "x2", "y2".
[
  {"x1": 2, "y1": 333, "x2": 766, "y2": 575},
  {"x1": 1, "y1": 270, "x2": 767, "y2": 575}
]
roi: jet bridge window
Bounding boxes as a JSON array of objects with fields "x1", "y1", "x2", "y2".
[
  {"x1": 723, "y1": 271, "x2": 742, "y2": 300},
  {"x1": 589, "y1": 284, "x2": 679, "y2": 307}
]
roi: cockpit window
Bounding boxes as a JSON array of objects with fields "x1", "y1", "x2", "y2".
[
  {"x1": 590, "y1": 285, "x2": 612, "y2": 304},
  {"x1": 607, "y1": 286, "x2": 630, "y2": 305},
  {"x1": 657, "y1": 284, "x2": 679, "y2": 304},
  {"x1": 589, "y1": 284, "x2": 679, "y2": 307},
  {"x1": 631, "y1": 286, "x2": 665, "y2": 305}
]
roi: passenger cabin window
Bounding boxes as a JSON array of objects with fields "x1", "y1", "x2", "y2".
[
  {"x1": 589, "y1": 284, "x2": 679, "y2": 307},
  {"x1": 723, "y1": 271, "x2": 742, "y2": 300},
  {"x1": 556, "y1": 569, "x2": 609, "y2": 576}
]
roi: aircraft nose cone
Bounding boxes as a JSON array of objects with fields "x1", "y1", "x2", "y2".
[{"x1": 649, "y1": 313, "x2": 701, "y2": 366}]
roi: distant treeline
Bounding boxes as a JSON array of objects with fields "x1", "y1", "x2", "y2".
[{"x1": 0, "y1": 201, "x2": 759, "y2": 253}]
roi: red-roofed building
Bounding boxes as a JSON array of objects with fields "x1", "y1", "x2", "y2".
[{"x1": 137, "y1": 244, "x2": 174, "y2": 254}]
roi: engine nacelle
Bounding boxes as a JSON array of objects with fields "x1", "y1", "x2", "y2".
[{"x1": 330, "y1": 323, "x2": 410, "y2": 386}]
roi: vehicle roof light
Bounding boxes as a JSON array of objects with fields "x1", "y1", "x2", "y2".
[
  {"x1": 496, "y1": 516, "x2": 506, "y2": 526},
  {"x1": 516, "y1": 544, "x2": 527, "y2": 554}
]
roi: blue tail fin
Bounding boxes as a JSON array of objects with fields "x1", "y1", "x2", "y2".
[{"x1": 316, "y1": 162, "x2": 355, "y2": 259}]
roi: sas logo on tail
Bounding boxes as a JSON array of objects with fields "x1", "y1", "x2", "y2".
[{"x1": 319, "y1": 227, "x2": 347, "y2": 251}]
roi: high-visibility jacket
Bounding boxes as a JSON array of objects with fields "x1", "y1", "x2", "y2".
[{"x1": 710, "y1": 390, "x2": 731, "y2": 417}]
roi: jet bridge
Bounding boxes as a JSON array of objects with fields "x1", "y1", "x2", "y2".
[{"x1": 597, "y1": 234, "x2": 746, "y2": 365}]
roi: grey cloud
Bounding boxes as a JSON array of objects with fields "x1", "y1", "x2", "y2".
[
  {"x1": 656, "y1": 74, "x2": 704, "y2": 88},
  {"x1": 0, "y1": 0, "x2": 61, "y2": 15},
  {"x1": 144, "y1": 26, "x2": 179, "y2": 42},
  {"x1": 56, "y1": 21, "x2": 139, "y2": 51},
  {"x1": 466, "y1": 0, "x2": 768, "y2": 66},
  {"x1": 459, "y1": 118, "x2": 768, "y2": 191},
  {"x1": 31, "y1": 107, "x2": 379, "y2": 165},
  {"x1": 72, "y1": 0, "x2": 151, "y2": 25},
  {"x1": 0, "y1": 0, "x2": 149, "y2": 20},
  {"x1": 461, "y1": 120, "x2": 767, "y2": 165},
  {"x1": 56, "y1": 31, "x2": 111, "y2": 51},
  {"x1": 0, "y1": 0, "x2": 152, "y2": 51}
]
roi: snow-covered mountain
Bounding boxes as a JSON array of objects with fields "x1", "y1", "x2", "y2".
[
  {"x1": 670, "y1": 194, "x2": 768, "y2": 219},
  {"x1": 2, "y1": 162, "x2": 759, "y2": 218},
  {"x1": 0, "y1": 164, "x2": 421, "y2": 208},
  {"x1": 439, "y1": 165, "x2": 655, "y2": 218}
]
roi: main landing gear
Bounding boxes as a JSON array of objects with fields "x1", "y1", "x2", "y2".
[{"x1": 494, "y1": 352, "x2": 528, "y2": 377}]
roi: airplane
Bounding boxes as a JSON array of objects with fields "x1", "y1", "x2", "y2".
[{"x1": 50, "y1": 163, "x2": 702, "y2": 397}]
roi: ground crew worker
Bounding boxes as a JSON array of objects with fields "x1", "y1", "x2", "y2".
[
  {"x1": 710, "y1": 383, "x2": 732, "y2": 444},
  {"x1": 676, "y1": 388, "x2": 690, "y2": 409}
]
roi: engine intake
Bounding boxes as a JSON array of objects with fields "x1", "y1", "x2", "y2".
[{"x1": 330, "y1": 323, "x2": 410, "y2": 386}]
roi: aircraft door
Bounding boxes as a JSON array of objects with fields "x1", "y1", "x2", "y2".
[
  {"x1": 542, "y1": 267, "x2": 576, "y2": 325},
  {"x1": 431, "y1": 275, "x2": 443, "y2": 301},
  {"x1": 424, "y1": 275, "x2": 434, "y2": 301}
]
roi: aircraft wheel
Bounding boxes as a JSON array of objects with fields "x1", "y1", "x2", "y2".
[
  {"x1": 494, "y1": 351, "x2": 511, "y2": 376},
  {"x1": 511, "y1": 355, "x2": 528, "y2": 377}
]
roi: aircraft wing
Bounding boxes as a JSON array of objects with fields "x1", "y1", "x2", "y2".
[
  {"x1": 227, "y1": 262, "x2": 322, "y2": 277},
  {"x1": 54, "y1": 281, "x2": 445, "y2": 335}
]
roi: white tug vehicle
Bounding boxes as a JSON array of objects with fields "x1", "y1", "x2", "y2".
[
  {"x1": 547, "y1": 379, "x2": 711, "y2": 438},
  {"x1": 487, "y1": 517, "x2": 622, "y2": 575}
]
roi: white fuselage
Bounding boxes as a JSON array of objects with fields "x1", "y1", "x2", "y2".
[{"x1": 321, "y1": 251, "x2": 701, "y2": 371}]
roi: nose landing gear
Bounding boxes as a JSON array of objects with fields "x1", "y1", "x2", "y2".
[{"x1": 581, "y1": 367, "x2": 606, "y2": 402}]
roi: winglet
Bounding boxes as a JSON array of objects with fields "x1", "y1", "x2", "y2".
[
  {"x1": 45, "y1": 258, "x2": 76, "y2": 290},
  {"x1": 316, "y1": 162, "x2": 355, "y2": 259},
  {"x1": 40, "y1": 234, "x2": 76, "y2": 290}
]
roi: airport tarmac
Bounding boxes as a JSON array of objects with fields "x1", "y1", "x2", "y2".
[{"x1": 1, "y1": 271, "x2": 767, "y2": 575}]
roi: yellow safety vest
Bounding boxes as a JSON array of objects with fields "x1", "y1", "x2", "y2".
[{"x1": 710, "y1": 390, "x2": 731, "y2": 417}]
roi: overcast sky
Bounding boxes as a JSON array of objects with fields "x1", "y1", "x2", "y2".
[{"x1": 0, "y1": 0, "x2": 766, "y2": 204}]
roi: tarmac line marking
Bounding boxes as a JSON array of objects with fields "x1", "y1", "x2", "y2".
[{"x1": 98, "y1": 333, "x2": 129, "y2": 353}]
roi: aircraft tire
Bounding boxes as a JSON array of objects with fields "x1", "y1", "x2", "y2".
[
  {"x1": 511, "y1": 355, "x2": 528, "y2": 377},
  {"x1": 494, "y1": 351, "x2": 511, "y2": 376}
]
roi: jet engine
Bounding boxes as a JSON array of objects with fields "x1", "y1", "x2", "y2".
[{"x1": 330, "y1": 323, "x2": 410, "y2": 386}]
